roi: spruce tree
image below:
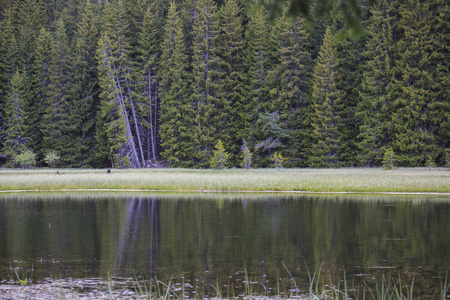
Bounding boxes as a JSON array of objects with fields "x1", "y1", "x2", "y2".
[
  {"x1": 70, "y1": 0, "x2": 101, "y2": 167},
  {"x1": 13, "y1": 0, "x2": 47, "y2": 71},
  {"x1": 334, "y1": 26, "x2": 365, "y2": 166},
  {"x1": 429, "y1": 0, "x2": 450, "y2": 165},
  {"x1": 158, "y1": 1, "x2": 195, "y2": 167},
  {"x1": 244, "y1": 7, "x2": 276, "y2": 165},
  {"x1": 136, "y1": 1, "x2": 161, "y2": 163},
  {"x1": 390, "y1": 0, "x2": 436, "y2": 166},
  {"x1": 356, "y1": 0, "x2": 394, "y2": 167},
  {"x1": 309, "y1": 27, "x2": 345, "y2": 168},
  {"x1": 217, "y1": 0, "x2": 246, "y2": 165},
  {"x1": 40, "y1": 19, "x2": 73, "y2": 166},
  {"x1": 1, "y1": 70, "x2": 29, "y2": 166},
  {"x1": 0, "y1": 14, "x2": 16, "y2": 155},
  {"x1": 190, "y1": 0, "x2": 224, "y2": 167},
  {"x1": 0, "y1": 14, "x2": 15, "y2": 100},
  {"x1": 246, "y1": 7, "x2": 274, "y2": 114},
  {"x1": 30, "y1": 27, "x2": 53, "y2": 160},
  {"x1": 269, "y1": 10, "x2": 313, "y2": 167}
]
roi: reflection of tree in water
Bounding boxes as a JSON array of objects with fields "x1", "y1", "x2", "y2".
[{"x1": 116, "y1": 198, "x2": 159, "y2": 276}]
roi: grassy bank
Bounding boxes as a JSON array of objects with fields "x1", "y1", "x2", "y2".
[{"x1": 0, "y1": 168, "x2": 449, "y2": 193}]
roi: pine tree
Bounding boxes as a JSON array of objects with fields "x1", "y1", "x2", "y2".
[
  {"x1": 190, "y1": 0, "x2": 224, "y2": 167},
  {"x1": 390, "y1": 0, "x2": 436, "y2": 166},
  {"x1": 309, "y1": 27, "x2": 345, "y2": 168},
  {"x1": 217, "y1": 0, "x2": 246, "y2": 165},
  {"x1": 70, "y1": 0, "x2": 101, "y2": 167},
  {"x1": 356, "y1": 0, "x2": 394, "y2": 167},
  {"x1": 40, "y1": 19, "x2": 73, "y2": 166},
  {"x1": 269, "y1": 10, "x2": 313, "y2": 167},
  {"x1": 158, "y1": 1, "x2": 194, "y2": 167},
  {"x1": 1, "y1": 70, "x2": 29, "y2": 166}
]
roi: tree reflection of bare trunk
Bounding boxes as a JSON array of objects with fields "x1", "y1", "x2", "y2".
[
  {"x1": 117, "y1": 198, "x2": 144, "y2": 271},
  {"x1": 148, "y1": 199, "x2": 159, "y2": 276},
  {"x1": 116, "y1": 198, "x2": 160, "y2": 277}
]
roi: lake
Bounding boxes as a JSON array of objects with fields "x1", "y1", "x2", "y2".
[{"x1": 0, "y1": 192, "x2": 449, "y2": 298}]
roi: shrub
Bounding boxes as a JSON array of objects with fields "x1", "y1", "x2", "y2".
[
  {"x1": 44, "y1": 151, "x2": 61, "y2": 168},
  {"x1": 382, "y1": 147, "x2": 395, "y2": 170},
  {"x1": 425, "y1": 154, "x2": 435, "y2": 169},
  {"x1": 241, "y1": 140, "x2": 252, "y2": 170},
  {"x1": 446, "y1": 149, "x2": 450, "y2": 170},
  {"x1": 272, "y1": 152, "x2": 284, "y2": 169},
  {"x1": 210, "y1": 140, "x2": 229, "y2": 170},
  {"x1": 14, "y1": 150, "x2": 37, "y2": 169}
]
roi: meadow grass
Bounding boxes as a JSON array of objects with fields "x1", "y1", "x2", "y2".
[{"x1": 0, "y1": 167, "x2": 449, "y2": 193}]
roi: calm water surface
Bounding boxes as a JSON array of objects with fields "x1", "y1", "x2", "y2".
[{"x1": 0, "y1": 193, "x2": 449, "y2": 298}]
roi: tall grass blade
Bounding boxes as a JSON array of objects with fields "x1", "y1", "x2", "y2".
[{"x1": 441, "y1": 269, "x2": 450, "y2": 300}]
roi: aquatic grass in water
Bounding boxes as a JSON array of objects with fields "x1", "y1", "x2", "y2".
[
  {"x1": 0, "y1": 168, "x2": 449, "y2": 193},
  {"x1": 1, "y1": 268, "x2": 448, "y2": 299}
]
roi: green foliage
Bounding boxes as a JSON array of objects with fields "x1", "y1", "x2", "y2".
[
  {"x1": 1, "y1": 70, "x2": 29, "y2": 166},
  {"x1": 30, "y1": 27, "x2": 53, "y2": 159},
  {"x1": 44, "y1": 151, "x2": 60, "y2": 168},
  {"x1": 261, "y1": 0, "x2": 367, "y2": 38},
  {"x1": 246, "y1": 7, "x2": 275, "y2": 115},
  {"x1": 218, "y1": 0, "x2": 246, "y2": 164},
  {"x1": 158, "y1": 1, "x2": 194, "y2": 167},
  {"x1": 69, "y1": 0, "x2": 101, "y2": 167},
  {"x1": 210, "y1": 140, "x2": 229, "y2": 170},
  {"x1": 241, "y1": 140, "x2": 252, "y2": 170},
  {"x1": 382, "y1": 147, "x2": 395, "y2": 170},
  {"x1": 390, "y1": 0, "x2": 436, "y2": 167},
  {"x1": 254, "y1": 112, "x2": 287, "y2": 166},
  {"x1": 190, "y1": 0, "x2": 224, "y2": 167},
  {"x1": 425, "y1": 154, "x2": 435, "y2": 169},
  {"x1": 40, "y1": 18, "x2": 73, "y2": 166},
  {"x1": 446, "y1": 149, "x2": 450, "y2": 170},
  {"x1": 257, "y1": 112, "x2": 288, "y2": 140},
  {"x1": 271, "y1": 152, "x2": 284, "y2": 169},
  {"x1": 0, "y1": 0, "x2": 447, "y2": 169},
  {"x1": 356, "y1": 0, "x2": 393, "y2": 167},
  {"x1": 309, "y1": 27, "x2": 345, "y2": 168},
  {"x1": 14, "y1": 150, "x2": 36, "y2": 169},
  {"x1": 269, "y1": 9, "x2": 312, "y2": 167}
]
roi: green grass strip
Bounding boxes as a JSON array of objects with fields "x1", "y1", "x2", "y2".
[{"x1": 0, "y1": 168, "x2": 449, "y2": 194}]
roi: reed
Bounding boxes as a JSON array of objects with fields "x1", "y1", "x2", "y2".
[{"x1": 0, "y1": 168, "x2": 449, "y2": 193}]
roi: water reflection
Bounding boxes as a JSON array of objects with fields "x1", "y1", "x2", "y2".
[{"x1": 0, "y1": 193, "x2": 449, "y2": 297}]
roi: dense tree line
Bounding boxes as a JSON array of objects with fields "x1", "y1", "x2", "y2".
[{"x1": 0, "y1": 0, "x2": 448, "y2": 168}]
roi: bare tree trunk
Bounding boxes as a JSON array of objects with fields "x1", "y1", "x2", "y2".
[
  {"x1": 108, "y1": 56, "x2": 141, "y2": 168},
  {"x1": 148, "y1": 69, "x2": 155, "y2": 162},
  {"x1": 122, "y1": 65, "x2": 145, "y2": 167},
  {"x1": 127, "y1": 92, "x2": 146, "y2": 167},
  {"x1": 152, "y1": 77, "x2": 158, "y2": 162}
]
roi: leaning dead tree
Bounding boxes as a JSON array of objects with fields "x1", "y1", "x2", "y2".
[{"x1": 97, "y1": 34, "x2": 145, "y2": 168}]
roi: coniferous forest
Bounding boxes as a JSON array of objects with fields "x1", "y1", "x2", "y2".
[{"x1": 0, "y1": 0, "x2": 448, "y2": 169}]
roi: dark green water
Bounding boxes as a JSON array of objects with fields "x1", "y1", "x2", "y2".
[{"x1": 0, "y1": 193, "x2": 449, "y2": 298}]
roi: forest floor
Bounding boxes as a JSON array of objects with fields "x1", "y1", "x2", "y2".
[{"x1": 0, "y1": 167, "x2": 449, "y2": 194}]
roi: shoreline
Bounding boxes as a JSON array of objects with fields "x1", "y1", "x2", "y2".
[{"x1": 1, "y1": 189, "x2": 449, "y2": 196}]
